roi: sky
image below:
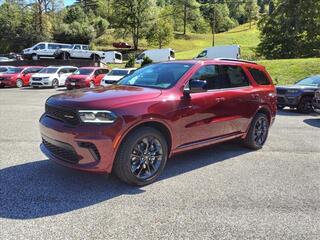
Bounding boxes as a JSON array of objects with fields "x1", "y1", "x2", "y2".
[{"x1": 65, "y1": 0, "x2": 75, "y2": 6}]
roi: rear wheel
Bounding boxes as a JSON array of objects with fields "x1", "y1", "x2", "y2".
[
  {"x1": 297, "y1": 96, "x2": 314, "y2": 113},
  {"x1": 113, "y1": 127, "x2": 168, "y2": 186},
  {"x1": 16, "y1": 79, "x2": 23, "y2": 88},
  {"x1": 52, "y1": 79, "x2": 59, "y2": 89},
  {"x1": 243, "y1": 113, "x2": 269, "y2": 150}
]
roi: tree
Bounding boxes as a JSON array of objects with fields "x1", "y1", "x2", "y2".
[
  {"x1": 173, "y1": 0, "x2": 200, "y2": 35},
  {"x1": 268, "y1": 0, "x2": 275, "y2": 15},
  {"x1": 257, "y1": 0, "x2": 320, "y2": 59},
  {"x1": 146, "y1": 18, "x2": 174, "y2": 48},
  {"x1": 200, "y1": 1, "x2": 235, "y2": 46},
  {"x1": 112, "y1": 0, "x2": 156, "y2": 50},
  {"x1": 244, "y1": 0, "x2": 259, "y2": 29}
]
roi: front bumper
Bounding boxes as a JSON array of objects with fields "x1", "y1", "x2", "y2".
[
  {"x1": 30, "y1": 80, "x2": 51, "y2": 87},
  {"x1": 39, "y1": 114, "x2": 123, "y2": 173},
  {"x1": 277, "y1": 94, "x2": 301, "y2": 107},
  {"x1": 66, "y1": 81, "x2": 88, "y2": 88}
]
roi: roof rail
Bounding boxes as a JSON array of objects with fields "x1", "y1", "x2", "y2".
[{"x1": 216, "y1": 58, "x2": 258, "y2": 65}]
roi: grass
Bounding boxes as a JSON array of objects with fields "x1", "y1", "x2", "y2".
[{"x1": 258, "y1": 58, "x2": 320, "y2": 85}]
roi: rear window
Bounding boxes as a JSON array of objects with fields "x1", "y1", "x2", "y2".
[
  {"x1": 74, "y1": 69, "x2": 94, "y2": 75},
  {"x1": 249, "y1": 68, "x2": 271, "y2": 85}
]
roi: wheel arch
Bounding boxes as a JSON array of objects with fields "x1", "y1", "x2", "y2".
[{"x1": 114, "y1": 119, "x2": 173, "y2": 160}]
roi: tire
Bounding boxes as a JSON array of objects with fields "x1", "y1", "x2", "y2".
[
  {"x1": 16, "y1": 79, "x2": 23, "y2": 88},
  {"x1": 113, "y1": 127, "x2": 168, "y2": 186},
  {"x1": 52, "y1": 79, "x2": 59, "y2": 89},
  {"x1": 91, "y1": 54, "x2": 101, "y2": 61},
  {"x1": 32, "y1": 54, "x2": 39, "y2": 60},
  {"x1": 297, "y1": 96, "x2": 314, "y2": 113},
  {"x1": 66, "y1": 85, "x2": 73, "y2": 90},
  {"x1": 243, "y1": 113, "x2": 269, "y2": 150},
  {"x1": 89, "y1": 81, "x2": 95, "y2": 88},
  {"x1": 277, "y1": 105, "x2": 285, "y2": 110}
]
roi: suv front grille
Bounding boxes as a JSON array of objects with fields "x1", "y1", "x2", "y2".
[
  {"x1": 42, "y1": 137, "x2": 79, "y2": 164},
  {"x1": 276, "y1": 89, "x2": 286, "y2": 95},
  {"x1": 45, "y1": 104, "x2": 80, "y2": 125},
  {"x1": 32, "y1": 77, "x2": 42, "y2": 81}
]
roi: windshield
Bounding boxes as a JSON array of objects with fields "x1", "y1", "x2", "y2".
[
  {"x1": 296, "y1": 76, "x2": 320, "y2": 86},
  {"x1": 39, "y1": 68, "x2": 58, "y2": 74},
  {"x1": 118, "y1": 63, "x2": 194, "y2": 89},
  {"x1": 6, "y1": 67, "x2": 23, "y2": 74},
  {"x1": 109, "y1": 70, "x2": 129, "y2": 76},
  {"x1": 73, "y1": 69, "x2": 94, "y2": 75}
]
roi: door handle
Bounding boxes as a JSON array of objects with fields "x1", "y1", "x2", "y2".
[{"x1": 216, "y1": 97, "x2": 225, "y2": 103}]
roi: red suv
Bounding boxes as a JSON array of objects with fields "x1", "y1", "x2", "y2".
[
  {"x1": 0, "y1": 66, "x2": 43, "y2": 88},
  {"x1": 65, "y1": 67, "x2": 110, "y2": 90},
  {"x1": 39, "y1": 60, "x2": 276, "y2": 185}
]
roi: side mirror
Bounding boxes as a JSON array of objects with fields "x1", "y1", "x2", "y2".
[{"x1": 187, "y1": 79, "x2": 208, "y2": 94}]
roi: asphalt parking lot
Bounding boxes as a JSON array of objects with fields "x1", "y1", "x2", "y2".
[{"x1": 0, "y1": 87, "x2": 319, "y2": 240}]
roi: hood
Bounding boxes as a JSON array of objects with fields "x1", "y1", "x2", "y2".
[
  {"x1": 103, "y1": 75, "x2": 123, "y2": 81},
  {"x1": 32, "y1": 73, "x2": 54, "y2": 78},
  {"x1": 68, "y1": 75, "x2": 90, "y2": 80},
  {"x1": 276, "y1": 85, "x2": 319, "y2": 91},
  {"x1": 46, "y1": 84, "x2": 162, "y2": 109},
  {"x1": 0, "y1": 73, "x2": 18, "y2": 79}
]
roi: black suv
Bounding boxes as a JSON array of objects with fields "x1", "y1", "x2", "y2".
[{"x1": 276, "y1": 75, "x2": 320, "y2": 113}]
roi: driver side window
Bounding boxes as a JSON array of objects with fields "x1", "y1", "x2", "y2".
[{"x1": 190, "y1": 65, "x2": 219, "y2": 90}]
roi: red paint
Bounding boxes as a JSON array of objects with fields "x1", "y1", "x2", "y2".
[
  {"x1": 65, "y1": 67, "x2": 111, "y2": 89},
  {"x1": 0, "y1": 66, "x2": 43, "y2": 87},
  {"x1": 39, "y1": 60, "x2": 276, "y2": 173}
]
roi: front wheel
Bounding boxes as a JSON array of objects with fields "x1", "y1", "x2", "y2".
[
  {"x1": 243, "y1": 113, "x2": 269, "y2": 150},
  {"x1": 52, "y1": 79, "x2": 59, "y2": 89},
  {"x1": 16, "y1": 79, "x2": 24, "y2": 88},
  {"x1": 113, "y1": 127, "x2": 168, "y2": 186},
  {"x1": 297, "y1": 96, "x2": 314, "y2": 113}
]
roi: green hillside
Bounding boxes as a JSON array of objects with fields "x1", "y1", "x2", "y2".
[{"x1": 174, "y1": 23, "x2": 260, "y2": 60}]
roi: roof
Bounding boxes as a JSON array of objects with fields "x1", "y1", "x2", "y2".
[{"x1": 164, "y1": 59, "x2": 261, "y2": 68}]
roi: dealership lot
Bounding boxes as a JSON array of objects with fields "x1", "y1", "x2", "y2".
[{"x1": 0, "y1": 88, "x2": 319, "y2": 240}]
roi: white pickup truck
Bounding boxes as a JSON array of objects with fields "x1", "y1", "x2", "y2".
[{"x1": 54, "y1": 44, "x2": 123, "y2": 63}]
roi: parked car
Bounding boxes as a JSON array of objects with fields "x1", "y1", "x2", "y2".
[
  {"x1": 276, "y1": 75, "x2": 320, "y2": 113},
  {"x1": 312, "y1": 89, "x2": 320, "y2": 113},
  {"x1": 39, "y1": 59, "x2": 276, "y2": 186},
  {"x1": 113, "y1": 42, "x2": 131, "y2": 49},
  {"x1": 0, "y1": 57, "x2": 15, "y2": 62},
  {"x1": 0, "y1": 66, "x2": 43, "y2": 88},
  {"x1": 54, "y1": 44, "x2": 123, "y2": 64},
  {"x1": 30, "y1": 66, "x2": 77, "y2": 88},
  {"x1": 101, "y1": 68, "x2": 136, "y2": 86},
  {"x1": 194, "y1": 45, "x2": 241, "y2": 60},
  {"x1": 65, "y1": 67, "x2": 111, "y2": 90},
  {"x1": 0, "y1": 66, "x2": 13, "y2": 73},
  {"x1": 136, "y1": 48, "x2": 175, "y2": 64},
  {"x1": 22, "y1": 42, "x2": 72, "y2": 60}
]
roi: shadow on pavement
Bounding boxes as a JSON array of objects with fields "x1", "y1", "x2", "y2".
[
  {"x1": 0, "y1": 142, "x2": 249, "y2": 220},
  {"x1": 303, "y1": 118, "x2": 320, "y2": 128},
  {"x1": 277, "y1": 109, "x2": 319, "y2": 117}
]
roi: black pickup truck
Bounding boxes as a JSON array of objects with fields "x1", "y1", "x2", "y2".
[{"x1": 276, "y1": 75, "x2": 320, "y2": 113}]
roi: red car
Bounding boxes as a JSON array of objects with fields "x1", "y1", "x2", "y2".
[
  {"x1": 0, "y1": 66, "x2": 43, "y2": 88},
  {"x1": 113, "y1": 42, "x2": 131, "y2": 49},
  {"x1": 40, "y1": 59, "x2": 276, "y2": 185},
  {"x1": 65, "y1": 67, "x2": 110, "y2": 90}
]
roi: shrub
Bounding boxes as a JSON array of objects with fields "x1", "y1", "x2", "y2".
[
  {"x1": 141, "y1": 56, "x2": 153, "y2": 67},
  {"x1": 125, "y1": 54, "x2": 135, "y2": 68}
]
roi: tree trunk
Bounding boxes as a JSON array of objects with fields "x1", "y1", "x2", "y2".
[{"x1": 183, "y1": 3, "x2": 187, "y2": 35}]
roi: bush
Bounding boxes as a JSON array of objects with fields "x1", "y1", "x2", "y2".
[
  {"x1": 125, "y1": 54, "x2": 135, "y2": 68},
  {"x1": 141, "y1": 56, "x2": 153, "y2": 67}
]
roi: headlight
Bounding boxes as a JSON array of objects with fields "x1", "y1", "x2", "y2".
[
  {"x1": 78, "y1": 110, "x2": 117, "y2": 123},
  {"x1": 286, "y1": 89, "x2": 300, "y2": 94}
]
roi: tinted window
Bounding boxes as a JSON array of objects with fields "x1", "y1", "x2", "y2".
[
  {"x1": 74, "y1": 45, "x2": 81, "y2": 50},
  {"x1": 170, "y1": 50, "x2": 175, "y2": 58},
  {"x1": 39, "y1": 68, "x2": 58, "y2": 74},
  {"x1": 74, "y1": 69, "x2": 94, "y2": 75},
  {"x1": 115, "y1": 53, "x2": 122, "y2": 60},
  {"x1": 220, "y1": 65, "x2": 250, "y2": 88},
  {"x1": 101, "y1": 69, "x2": 110, "y2": 74},
  {"x1": 82, "y1": 45, "x2": 89, "y2": 50},
  {"x1": 137, "y1": 53, "x2": 145, "y2": 60},
  {"x1": 48, "y1": 44, "x2": 59, "y2": 50},
  {"x1": 249, "y1": 68, "x2": 270, "y2": 85},
  {"x1": 34, "y1": 44, "x2": 45, "y2": 50},
  {"x1": 109, "y1": 70, "x2": 130, "y2": 76},
  {"x1": 118, "y1": 63, "x2": 193, "y2": 89},
  {"x1": 191, "y1": 65, "x2": 219, "y2": 90},
  {"x1": 0, "y1": 67, "x2": 8, "y2": 72},
  {"x1": 6, "y1": 67, "x2": 23, "y2": 74}
]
